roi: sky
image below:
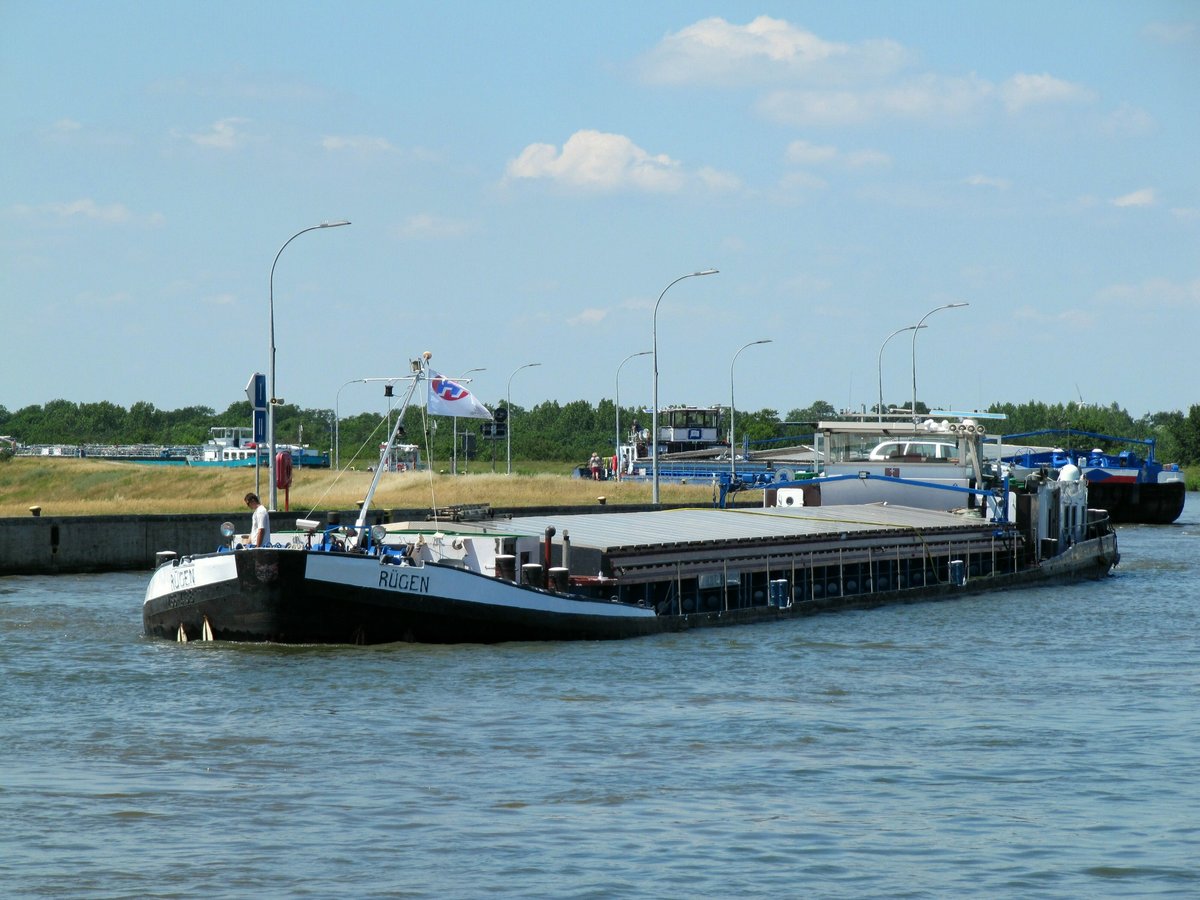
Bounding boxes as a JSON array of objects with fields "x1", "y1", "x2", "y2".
[{"x1": 2, "y1": 1, "x2": 1198, "y2": 424}]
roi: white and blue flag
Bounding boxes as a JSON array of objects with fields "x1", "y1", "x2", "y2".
[{"x1": 427, "y1": 372, "x2": 493, "y2": 420}]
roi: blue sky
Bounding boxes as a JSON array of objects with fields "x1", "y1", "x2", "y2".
[{"x1": 2, "y1": 2, "x2": 1197, "y2": 422}]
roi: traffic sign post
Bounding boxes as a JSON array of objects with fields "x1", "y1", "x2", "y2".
[
  {"x1": 246, "y1": 372, "x2": 267, "y2": 410},
  {"x1": 246, "y1": 372, "x2": 267, "y2": 498}
]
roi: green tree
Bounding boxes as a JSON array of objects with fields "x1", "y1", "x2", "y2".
[
  {"x1": 784, "y1": 401, "x2": 837, "y2": 423},
  {"x1": 1158, "y1": 405, "x2": 1200, "y2": 464},
  {"x1": 734, "y1": 408, "x2": 781, "y2": 449},
  {"x1": 79, "y1": 401, "x2": 126, "y2": 442},
  {"x1": 126, "y1": 401, "x2": 161, "y2": 443}
]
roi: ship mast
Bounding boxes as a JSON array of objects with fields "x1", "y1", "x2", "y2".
[{"x1": 355, "y1": 353, "x2": 428, "y2": 532}]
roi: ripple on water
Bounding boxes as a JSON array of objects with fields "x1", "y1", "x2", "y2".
[{"x1": 3, "y1": 507, "x2": 1200, "y2": 898}]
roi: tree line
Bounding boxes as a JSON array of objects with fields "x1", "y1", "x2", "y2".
[{"x1": 2, "y1": 397, "x2": 1199, "y2": 469}]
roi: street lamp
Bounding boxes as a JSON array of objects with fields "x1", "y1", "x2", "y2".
[
  {"x1": 268, "y1": 220, "x2": 350, "y2": 510},
  {"x1": 876, "y1": 325, "x2": 924, "y2": 423},
  {"x1": 652, "y1": 269, "x2": 718, "y2": 504},
  {"x1": 615, "y1": 350, "x2": 652, "y2": 480},
  {"x1": 453, "y1": 368, "x2": 486, "y2": 475},
  {"x1": 334, "y1": 377, "x2": 366, "y2": 470},
  {"x1": 506, "y1": 362, "x2": 541, "y2": 475},
  {"x1": 729, "y1": 340, "x2": 772, "y2": 478},
  {"x1": 910, "y1": 302, "x2": 968, "y2": 423}
]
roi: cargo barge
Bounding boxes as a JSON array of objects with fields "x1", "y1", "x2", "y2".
[
  {"x1": 998, "y1": 429, "x2": 1185, "y2": 524},
  {"x1": 144, "y1": 357, "x2": 1119, "y2": 645}
]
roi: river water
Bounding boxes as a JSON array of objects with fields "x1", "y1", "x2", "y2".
[{"x1": 2, "y1": 497, "x2": 1198, "y2": 898}]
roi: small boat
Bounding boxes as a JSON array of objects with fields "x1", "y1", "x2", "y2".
[
  {"x1": 764, "y1": 415, "x2": 1002, "y2": 514},
  {"x1": 595, "y1": 405, "x2": 809, "y2": 483},
  {"x1": 189, "y1": 426, "x2": 330, "y2": 469},
  {"x1": 20, "y1": 426, "x2": 330, "y2": 469},
  {"x1": 997, "y1": 429, "x2": 1185, "y2": 524},
  {"x1": 186, "y1": 426, "x2": 259, "y2": 467},
  {"x1": 143, "y1": 361, "x2": 1119, "y2": 645},
  {"x1": 590, "y1": 405, "x2": 727, "y2": 481}
]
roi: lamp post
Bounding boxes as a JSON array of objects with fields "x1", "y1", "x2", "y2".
[
  {"x1": 506, "y1": 362, "x2": 541, "y2": 475},
  {"x1": 652, "y1": 269, "x2": 718, "y2": 504},
  {"x1": 729, "y1": 340, "x2": 772, "y2": 478},
  {"x1": 615, "y1": 350, "x2": 652, "y2": 481},
  {"x1": 876, "y1": 325, "x2": 923, "y2": 423},
  {"x1": 268, "y1": 220, "x2": 350, "y2": 510},
  {"x1": 334, "y1": 377, "x2": 366, "y2": 470},
  {"x1": 453, "y1": 368, "x2": 486, "y2": 475},
  {"x1": 910, "y1": 302, "x2": 968, "y2": 424}
]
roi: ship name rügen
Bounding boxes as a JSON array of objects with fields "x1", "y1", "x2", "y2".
[{"x1": 378, "y1": 570, "x2": 430, "y2": 593}]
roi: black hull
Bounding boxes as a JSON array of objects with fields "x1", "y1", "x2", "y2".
[
  {"x1": 1086, "y1": 480, "x2": 1186, "y2": 524},
  {"x1": 143, "y1": 552, "x2": 665, "y2": 644},
  {"x1": 143, "y1": 534, "x2": 1119, "y2": 646}
]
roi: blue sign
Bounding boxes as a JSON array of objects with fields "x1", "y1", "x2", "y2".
[
  {"x1": 253, "y1": 408, "x2": 267, "y2": 444},
  {"x1": 245, "y1": 372, "x2": 267, "y2": 410}
]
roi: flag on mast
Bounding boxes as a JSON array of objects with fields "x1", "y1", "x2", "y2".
[{"x1": 427, "y1": 372, "x2": 493, "y2": 420}]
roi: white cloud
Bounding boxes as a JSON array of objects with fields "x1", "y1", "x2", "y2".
[
  {"x1": 149, "y1": 72, "x2": 330, "y2": 104},
  {"x1": 844, "y1": 149, "x2": 891, "y2": 168},
  {"x1": 1096, "y1": 277, "x2": 1200, "y2": 309},
  {"x1": 505, "y1": 130, "x2": 686, "y2": 192},
  {"x1": 1013, "y1": 306, "x2": 1097, "y2": 329},
  {"x1": 394, "y1": 213, "x2": 474, "y2": 240},
  {"x1": 1101, "y1": 102, "x2": 1155, "y2": 136},
  {"x1": 785, "y1": 140, "x2": 837, "y2": 165},
  {"x1": 761, "y1": 70, "x2": 1093, "y2": 126},
  {"x1": 13, "y1": 198, "x2": 165, "y2": 226},
  {"x1": 40, "y1": 118, "x2": 134, "y2": 148},
  {"x1": 779, "y1": 170, "x2": 827, "y2": 192},
  {"x1": 759, "y1": 74, "x2": 993, "y2": 126},
  {"x1": 965, "y1": 174, "x2": 1011, "y2": 190},
  {"x1": 52, "y1": 199, "x2": 133, "y2": 223},
  {"x1": 185, "y1": 117, "x2": 250, "y2": 149},
  {"x1": 1142, "y1": 21, "x2": 1197, "y2": 45},
  {"x1": 720, "y1": 235, "x2": 747, "y2": 255},
  {"x1": 696, "y1": 167, "x2": 742, "y2": 192},
  {"x1": 999, "y1": 73, "x2": 1093, "y2": 113},
  {"x1": 1112, "y1": 188, "x2": 1156, "y2": 208},
  {"x1": 639, "y1": 15, "x2": 909, "y2": 85},
  {"x1": 640, "y1": 17, "x2": 1099, "y2": 131},
  {"x1": 785, "y1": 139, "x2": 890, "y2": 169},
  {"x1": 783, "y1": 272, "x2": 832, "y2": 295},
  {"x1": 321, "y1": 135, "x2": 395, "y2": 153},
  {"x1": 567, "y1": 308, "x2": 608, "y2": 326},
  {"x1": 78, "y1": 289, "x2": 136, "y2": 310}
]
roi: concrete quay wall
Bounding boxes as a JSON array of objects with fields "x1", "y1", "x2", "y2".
[
  {"x1": 0, "y1": 510, "x2": 396, "y2": 576},
  {"x1": 0, "y1": 503, "x2": 674, "y2": 576}
]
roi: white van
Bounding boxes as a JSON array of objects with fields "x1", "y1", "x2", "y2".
[{"x1": 868, "y1": 440, "x2": 957, "y2": 462}]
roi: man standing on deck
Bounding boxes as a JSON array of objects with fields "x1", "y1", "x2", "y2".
[{"x1": 244, "y1": 492, "x2": 271, "y2": 547}]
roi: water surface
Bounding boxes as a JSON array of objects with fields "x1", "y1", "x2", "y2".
[{"x1": 2, "y1": 498, "x2": 1198, "y2": 897}]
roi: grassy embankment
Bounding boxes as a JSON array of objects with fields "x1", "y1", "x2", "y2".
[
  {"x1": 0, "y1": 458, "x2": 718, "y2": 517},
  {"x1": 4, "y1": 458, "x2": 1191, "y2": 518}
]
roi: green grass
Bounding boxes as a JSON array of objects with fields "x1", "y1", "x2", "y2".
[
  {"x1": 2, "y1": 456, "x2": 1191, "y2": 517},
  {"x1": 0, "y1": 457, "x2": 716, "y2": 517}
]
